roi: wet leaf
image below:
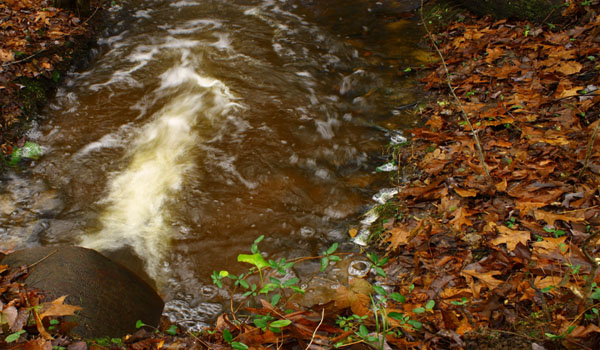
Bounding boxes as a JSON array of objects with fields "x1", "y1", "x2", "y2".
[
  {"x1": 39, "y1": 295, "x2": 82, "y2": 320},
  {"x1": 237, "y1": 253, "x2": 269, "y2": 270},
  {"x1": 335, "y1": 278, "x2": 372, "y2": 316}
]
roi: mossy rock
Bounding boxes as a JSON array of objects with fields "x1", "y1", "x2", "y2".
[{"x1": 1, "y1": 246, "x2": 164, "y2": 338}]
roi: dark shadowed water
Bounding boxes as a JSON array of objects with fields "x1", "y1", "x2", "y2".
[{"x1": 0, "y1": 0, "x2": 428, "y2": 329}]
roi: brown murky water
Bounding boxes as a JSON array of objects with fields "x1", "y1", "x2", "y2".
[{"x1": 0, "y1": 0, "x2": 426, "y2": 328}]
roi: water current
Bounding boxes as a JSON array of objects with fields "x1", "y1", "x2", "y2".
[{"x1": 0, "y1": 0, "x2": 427, "y2": 329}]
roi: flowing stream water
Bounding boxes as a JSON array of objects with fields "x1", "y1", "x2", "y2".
[{"x1": 0, "y1": 0, "x2": 426, "y2": 329}]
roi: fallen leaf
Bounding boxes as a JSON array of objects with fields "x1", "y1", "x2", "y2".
[
  {"x1": 495, "y1": 178, "x2": 507, "y2": 192},
  {"x1": 461, "y1": 269, "x2": 503, "y2": 291},
  {"x1": 450, "y1": 207, "x2": 472, "y2": 230},
  {"x1": 39, "y1": 295, "x2": 82, "y2": 320},
  {"x1": 0, "y1": 305, "x2": 18, "y2": 329},
  {"x1": 24, "y1": 338, "x2": 51, "y2": 350},
  {"x1": 533, "y1": 209, "x2": 584, "y2": 226},
  {"x1": 385, "y1": 224, "x2": 411, "y2": 250},
  {"x1": 555, "y1": 61, "x2": 582, "y2": 75},
  {"x1": 454, "y1": 187, "x2": 478, "y2": 198},
  {"x1": 335, "y1": 278, "x2": 372, "y2": 316},
  {"x1": 491, "y1": 226, "x2": 530, "y2": 251}
]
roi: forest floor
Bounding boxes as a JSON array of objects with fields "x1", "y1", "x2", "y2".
[
  {"x1": 0, "y1": 0, "x2": 106, "y2": 163},
  {"x1": 1, "y1": 0, "x2": 600, "y2": 349}
]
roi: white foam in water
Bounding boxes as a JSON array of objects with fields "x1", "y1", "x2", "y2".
[
  {"x1": 372, "y1": 188, "x2": 399, "y2": 204},
  {"x1": 73, "y1": 124, "x2": 136, "y2": 158},
  {"x1": 170, "y1": 1, "x2": 200, "y2": 8},
  {"x1": 80, "y1": 66, "x2": 241, "y2": 280}
]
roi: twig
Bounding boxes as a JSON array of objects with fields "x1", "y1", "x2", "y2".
[
  {"x1": 420, "y1": 0, "x2": 491, "y2": 179},
  {"x1": 28, "y1": 249, "x2": 58, "y2": 269},
  {"x1": 578, "y1": 120, "x2": 600, "y2": 179},
  {"x1": 186, "y1": 331, "x2": 212, "y2": 349},
  {"x1": 305, "y1": 308, "x2": 324, "y2": 350},
  {"x1": 1, "y1": 51, "x2": 45, "y2": 67}
]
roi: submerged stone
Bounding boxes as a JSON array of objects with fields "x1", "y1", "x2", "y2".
[{"x1": 1, "y1": 246, "x2": 164, "y2": 338}]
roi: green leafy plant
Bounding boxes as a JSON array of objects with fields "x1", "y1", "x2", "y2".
[
  {"x1": 368, "y1": 252, "x2": 389, "y2": 277},
  {"x1": 6, "y1": 141, "x2": 43, "y2": 167},
  {"x1": 450, "y1": 297, "x2": 468, "y2": 306},
  {"x1": 544, "y1": 226, "x2": 566, "y2": 238},
  {"x1": 222, "y1": 329, "x2": 248, "y2": 350},
  {"x1": 320, "y1": 242, "x2": 340, "y2": 272},
  {"x1": 5, "y1": 330, "x2": 25, "y2": 343}
]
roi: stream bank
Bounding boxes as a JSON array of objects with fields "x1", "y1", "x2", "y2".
[{"x1": 0, "y1": 0, "x2": 110, "y2": 167}]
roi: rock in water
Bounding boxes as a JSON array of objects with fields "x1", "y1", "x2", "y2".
[{"x1": 1, "y1": 246, "x2": 164, "y2": 338}]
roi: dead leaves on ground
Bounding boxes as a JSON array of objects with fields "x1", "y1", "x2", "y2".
[
  {"x1": 380, "y1": 3, "x2": 600, "y2": 348},
  {"x1": 0, "y1": 264, "x2": 83, "y2": 348},
  {"x1": 0, "y1": 0, "x2": 102, "y2": 145}
]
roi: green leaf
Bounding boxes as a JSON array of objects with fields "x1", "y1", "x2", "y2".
[
  {"x1": 329, "y1": 255, "x2": 341, "y2": 262},
  {"x1": 271, "y1": 293, "x2": 281, "y2": 306},
  {"x1": 9, "y1": 148, "x2": 22, "y2": 166},
  {"x1": 589, "y1": 287, "x2": 600, "y2": 300},
  {"x1": 166, "y1": 325, "x2": 177, "y2": 336},
  {"x1": 358, "y1": 324, "x2": 369, "y2": 337},
  {"x1": 223, "y1": 329, "x2": 233, "y2": 343},
  {"x1": 50, "y1": 319, "x2": 60, "y2": 325},
  {"x1": 320, "y1": 257, "x2": 329, "y2": 272},
  {"x1": 238, "y1": 279, "x2": 250, "y2": 289},
  {"x1": 425, "y1": 300, "x2": 435, "y2": 310},
  {"x1": 254, "y1": 318, "x2": 268, "y2": 330},
  {"x1": 254, "y1": 317, "x2": 267, "y2": 330},
  {"x1": 219, "y1": 270, "x2": 229, "y2": 278},
  {"x1": 269, "y1": 319, "x2": 291, "y2": 328},
  {"x1": 283, "y1": 277, "x2": 299, "y2": 287},
  {"x1": 290, "y1": 286, "x2": 305, "y2": 294},
  {"x1": 5, "y1": 330, "x2": 25, "y2": 343},
  {"x1": 390, "y1": 293, "x2": 405, "y2": 303},
  {"x1": 412, "y1": 307, "x2": 425, "y2": 314},
  {"x1": 21, "y1": 141, "x2": 43, "y2": 160},
  {"x1": 373, "y1": 285, "x2": 387, "y2": 295},
  {"x1": 375, "y1": 266, "x2": 386, "y2": 277},
  {"x1": 368, "y1": 253, "x2": 379, "y2": 265},
  {"x1": 231, "y1": 341, "x2": 248, "y2": 350},
  {"x1": 387, "y1": 312, "x2": 404, "y2": 321},
  {"x1": 326, "y1": 242, "x2": 338, "y2": 255},
  {"x1": 254, "y1": 235, "x2": 265, "y2": 245},
  {"x1": 237, "y1": 253, "x2": 269, "y2": 270},
  {"x1": 136, "y1": 320, "x2": 146, "y2": 329},
  {"x1": 259, "y1": 283, "x2": 278, "y2": 294},
  {"x1": 407, "y1": 319, "x2": 422, "y2": 329},
  {"x1": 450, "y1": 297, "x2": 468, "y2": 306}
]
